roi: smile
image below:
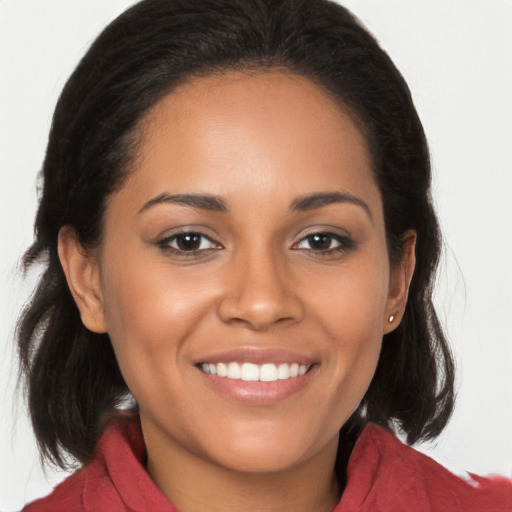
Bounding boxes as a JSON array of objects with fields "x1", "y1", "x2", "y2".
[{"x1": 200, "y1": 362, "x2": 310, "y2": 382}]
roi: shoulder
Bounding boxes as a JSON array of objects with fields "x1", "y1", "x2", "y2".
[
  {"x1": 22, "y1": 446, "x2": 125, "y2": 512},
  {"x1": 22, "y1": 471, "x2": 85, "y2": 512},
  {"x1": 22, "y1": 460, "x2": 112, "y2": 512},
  {"x1": 22, "y1": 416, "x2": 163, "y2": 512},
  {"x1": 337, "y1": 423, "x2": 512, "y2": 512}
]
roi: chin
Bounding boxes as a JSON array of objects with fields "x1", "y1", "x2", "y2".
[{"x1": 198, "y1": 420, "x2": 338, "y2": 475}]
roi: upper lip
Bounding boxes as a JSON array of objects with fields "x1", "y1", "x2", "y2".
[{"x1": 194, "y1": 347, "x2": 317, "y2": 366}]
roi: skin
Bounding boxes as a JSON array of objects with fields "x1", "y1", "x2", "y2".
[{"x1": 59, "y1": 71, "x2": 416, "y2": 512}]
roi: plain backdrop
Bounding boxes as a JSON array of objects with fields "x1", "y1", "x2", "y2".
[{"x1": 1, "y1": 0, "x2": 511, "y2": 510}]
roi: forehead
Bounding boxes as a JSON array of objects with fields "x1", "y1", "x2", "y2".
[{"x1": 120, "y1": 70, "x2": 381, "y2": 216}]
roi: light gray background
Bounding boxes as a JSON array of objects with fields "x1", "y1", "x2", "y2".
[{"x1": 1, "y1": 0, "x2": 511, "y2": 510}]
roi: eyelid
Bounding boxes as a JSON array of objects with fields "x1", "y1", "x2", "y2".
[
  {"x1": 291, "y1": 225, "x2": 352, "y2": 243},
  {"x1": 154, "y1": 224, "x2": 220, "y2": 243}
]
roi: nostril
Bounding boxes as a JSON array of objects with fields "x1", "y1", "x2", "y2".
[
  {"x1": 217, "y1": 300, "x2": 303, "y2": 331},
  {"x1": 216, "y1": 262, "x2": 304, "y2": 329}
]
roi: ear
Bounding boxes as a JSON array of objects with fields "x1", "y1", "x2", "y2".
[
  {"x1": 383, "y1": 230, "x2": 417, "y2": 334},
  {"x1": 58, "y1": 226, "x2": 107, "y2": 333}
]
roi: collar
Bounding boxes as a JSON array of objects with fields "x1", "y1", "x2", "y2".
[{"x1": 83, "y1": 416, "x2": 512, "y2": 512}]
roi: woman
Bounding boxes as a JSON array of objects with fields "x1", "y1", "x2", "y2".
[{"x1": 11, "y1": 0, "x2": 512, "y2": 510}]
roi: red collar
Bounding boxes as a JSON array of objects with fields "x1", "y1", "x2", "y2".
[{"x1": 27, "y1": 415, "x2": 512, "y2": 512}]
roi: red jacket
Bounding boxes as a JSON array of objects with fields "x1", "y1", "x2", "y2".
[{"x1": 24, "y1": 417, "x2": 512, "y2": 511}]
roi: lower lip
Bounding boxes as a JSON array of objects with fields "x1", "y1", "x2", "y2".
[{"x1": 198, "y1": 367, "x2": 315, "y2": 405}]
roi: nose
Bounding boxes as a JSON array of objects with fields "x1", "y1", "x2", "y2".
[{"x1": 217, "y1": 248, "x2": 304, "y2": 331}]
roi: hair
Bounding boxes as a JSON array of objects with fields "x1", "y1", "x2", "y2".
[{"x1": 18, "y1": 0, "x2": 455, "y2": 488}]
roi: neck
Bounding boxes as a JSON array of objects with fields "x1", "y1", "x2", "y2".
[{"x1": 143, "y1": 422, "x2": 341, "y2": 512}]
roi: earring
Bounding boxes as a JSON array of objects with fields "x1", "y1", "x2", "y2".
[{"x1": 388, "y1": 314, "x2": 395, "y2": 323}]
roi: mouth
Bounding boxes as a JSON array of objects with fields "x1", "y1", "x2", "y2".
[
  {"x1": 199, "y1": 361, "x2": 311, "y2": 382},
  {"x1": 194, "y1": 349, "x2": 317, "y2": 405}
]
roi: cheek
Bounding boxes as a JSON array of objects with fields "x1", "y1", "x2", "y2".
[
  {"x1": 98, "y1": 250, "x2": 218, "y2": 389},
  {"x1": 305, "y1": 252, "x2": 389, "y2": 404},
  {"x1": 309, "y1": 251, "x2": 389, "y2": 340},
  {"x1": 101, "y1": 247, "x2": 211, "y2": 336}
]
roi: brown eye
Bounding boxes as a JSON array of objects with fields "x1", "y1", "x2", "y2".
[
  {"x1": 294, "y1": 232, "x2": 354, "y2": 254},
  {"x1": 306, "y1": 234, "x2": 333, "y2": 251},
  {"x1": 158, "y1": 232, "x2": 220, "y2": 253},
  {"x1": 175, "y1": 233, "x2": 202, "y2": 251}
]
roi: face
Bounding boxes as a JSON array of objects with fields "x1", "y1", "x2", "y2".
[{"x1": 61, "y1": 71, "x2": 412, "y2": 477}]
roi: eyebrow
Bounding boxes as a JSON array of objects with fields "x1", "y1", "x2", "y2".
[
  {"x1": 290, "y1": 191, "x2": 373, "y2": 221},
  {"x1": 137, "y1": 193, "x2": 229, "y2": 214},
  {"x1": 137, "y1": 190, "x2": 372, "y2": 221}
]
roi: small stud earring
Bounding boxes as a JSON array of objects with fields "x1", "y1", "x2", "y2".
[{"x1": 388, "y1": 314, "x2": 395, "y2": 323}]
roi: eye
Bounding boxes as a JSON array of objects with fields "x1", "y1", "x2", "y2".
[
  {"x1": 157, "y1": 232, "x2": 221, "y2": 254},
  {"x1": 293, "y1": 232, "x2": 354, "y2": 254}
]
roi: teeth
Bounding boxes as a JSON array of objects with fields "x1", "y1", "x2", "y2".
[
  {"x1": 241, "y1": 363, "x2": 259, "y2": 382},
  {"x1": 277, "y1": 363, "x2": 290, "y2": 380},
  {"x1": 227, "y1": 362, "x2": 241, "y2": 379},
  {"x1": 201, "y1": 362, "x2": 310, "y2": 381},
  {"x1": 217, "y1": 362, "x2": 227, "y2": 377},
  {"x1": 260, "y1": 363, "x2": 278, "y2": 382}
]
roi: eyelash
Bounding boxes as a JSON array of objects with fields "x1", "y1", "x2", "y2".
[
  {"x1": 292, "y1": 232, "x2": 355, "y2": 255},
  {"x1": 157, "y1": 232, "x2": 222, "y2": 256},
  {"x1": 156, "y1": 231, "x2": 354, "y2": 257}
]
